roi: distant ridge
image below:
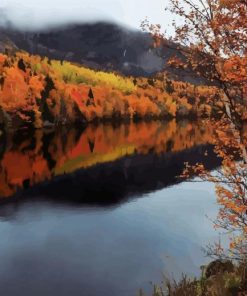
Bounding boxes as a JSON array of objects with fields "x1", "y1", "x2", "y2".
[{"x1": 0, "y1": 22, "x2": 207, "y2": 83}]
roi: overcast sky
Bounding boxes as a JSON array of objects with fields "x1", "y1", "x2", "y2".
[{"x1": 0, "y1": 0, "x2": 176, "y2": 33}]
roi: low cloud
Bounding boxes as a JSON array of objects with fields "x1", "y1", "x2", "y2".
[
  {"x1": 0, "y1": 0, "x2": 129, "y2": 31},
  {"x1": 0, "y1": 0, "x2": 174, "y2": 34}
]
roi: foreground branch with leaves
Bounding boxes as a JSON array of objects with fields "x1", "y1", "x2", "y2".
[
  {"x1": 141, "y1": 0, "x2": 247, "y2": 294},
  {"x1": 144, "y1": 0, "x2": 247, "y2": 259}
]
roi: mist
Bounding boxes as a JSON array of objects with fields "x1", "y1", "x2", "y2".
[{"x1": 0, "y1": 0, "x2": 173, "y2": 32}]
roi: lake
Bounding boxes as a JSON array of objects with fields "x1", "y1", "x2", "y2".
[{"x1": 0, "y1": 120, "x2": 225, "y2": 296}]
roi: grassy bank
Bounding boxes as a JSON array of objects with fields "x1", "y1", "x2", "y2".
[{"x1": 140, "y1": 260, "x2": 247, "y2": 296}]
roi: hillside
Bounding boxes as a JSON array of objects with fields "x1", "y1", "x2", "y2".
[
  {"x1": 0, "y1": 51, "x2": 218, "y2": 129},
  {"x1": 0, "y1": 22, "x2": 208, "y2": 84}
]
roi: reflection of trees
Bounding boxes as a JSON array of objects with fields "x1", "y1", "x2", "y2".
[{"x1": 0, "y1": 120, "x2": 214, "y2": 198}]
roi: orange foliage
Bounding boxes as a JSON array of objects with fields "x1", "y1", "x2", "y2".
[{"x1": 0, "y1": 52, "x2": 217, "y2": 128}]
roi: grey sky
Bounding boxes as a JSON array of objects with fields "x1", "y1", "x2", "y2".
[{"x1": 0, "y1": 0, "x2": 176, "y2": 33}]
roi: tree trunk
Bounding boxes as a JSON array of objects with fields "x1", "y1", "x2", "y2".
[{"x1": 223, "y1": 98, "x2": 247, "y2": 165}]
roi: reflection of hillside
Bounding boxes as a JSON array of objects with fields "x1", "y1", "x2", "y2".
[
  {"x1": 0, "y1": 144, "x2": 221, "y2": 211},
  {"x1": 0, "y1": 120, "x2": 214, "y2": 198}
]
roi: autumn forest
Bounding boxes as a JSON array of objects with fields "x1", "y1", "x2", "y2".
[
  {"x1": 0, "y1": 0, "x2": 246, "y2": 296},
  {"x1": 0, "y1": 50, "x2": 220, "y2": 129}
]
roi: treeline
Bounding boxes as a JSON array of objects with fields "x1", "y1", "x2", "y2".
[{"x1": 0, "y1": 52, "x2": 219, "y2": 129}]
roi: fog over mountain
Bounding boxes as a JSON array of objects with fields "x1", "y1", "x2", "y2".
[
  {"x1": 0, "y1": 20, "x2": 209, "y2": 84},
  {"x1": 0, "y1": 0, "x2": 171, "y2": 32},
  {"x1": 0, "y1": 1, "x2": 205, "y2": 82}
]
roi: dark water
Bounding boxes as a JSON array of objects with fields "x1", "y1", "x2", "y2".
[{"x1": 0, "y1": 120, "x2": 224, "y2": 296}]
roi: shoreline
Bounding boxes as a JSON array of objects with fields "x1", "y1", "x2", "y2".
[{"x1": 0, "y1": 112, "x2": 204, "y2": 133}]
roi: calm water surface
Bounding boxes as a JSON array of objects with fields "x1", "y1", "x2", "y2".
[{"x1": 0, "y1": 120, "x2": 225, "y2": 296}]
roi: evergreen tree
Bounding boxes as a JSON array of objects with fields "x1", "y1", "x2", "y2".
[
  {"x1": 88, "y1": 88, "x2": 94, "y2": 99},
  {"x1": 17, "y1": 58, "x2": 26, "y2": 72},
  {"x1": 86, "y1": 88, "x2": 95, "y2": 106},
  {"x1": 88, "y1": 138, "x2": 95, "y2": 153},
  {"x1": 165, "y1": 80, "x2": 174, "y2": 94},
  {"x1": 0, "y1": 76, "x2": 4, "y2": 90},
  {"x1": 40, "y1": 75, "x2": 56, "y2": 123},
  {"x1": 147, "y1": 78, "x2": 155, "y2": 87}
]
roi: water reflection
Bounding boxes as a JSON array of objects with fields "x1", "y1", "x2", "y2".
[
  {"x1": 0, "y1": 182, "x2": 221, "y2": 296},
  {"x1": 0, "y1": 120, "x2": 225, "y2": 296},
  {"x1": 0, "y1": 120, "x2": 214, "y2": 200}
]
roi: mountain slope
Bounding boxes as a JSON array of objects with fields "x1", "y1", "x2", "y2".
[
  {"x1": 0, "y1": 31, "x2": 17, "y2": 53},
  {"x1": 0, "y1": 51, "x2": 216, "y2": 129},
  {"x1": 0, "y1": 22, "x2": 205, "y2": 83}
]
